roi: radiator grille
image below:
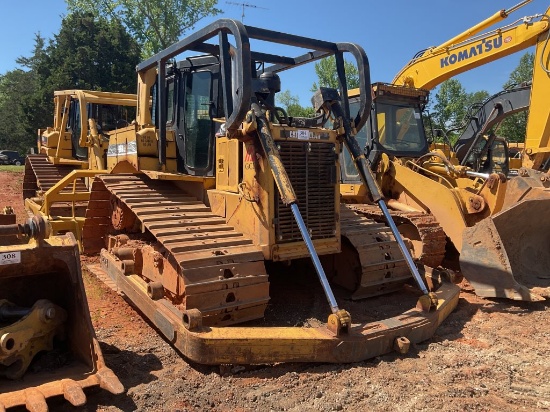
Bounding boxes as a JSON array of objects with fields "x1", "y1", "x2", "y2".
[{"x1": 275, "y1": 141, "x2": 337, "y2": 243}]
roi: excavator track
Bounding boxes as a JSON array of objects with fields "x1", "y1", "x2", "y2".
[
  {"x1": 337, "y1": 205, "x2": 411, "y2": 299},
  {"x1": 83, "y1": 174, "x2": 270, "y2": 326},
  {"x1": 347, "y1": 204, "x2": 447, "y2": 269}
]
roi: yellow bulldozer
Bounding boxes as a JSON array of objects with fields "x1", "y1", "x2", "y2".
[
  {"x1": 75, "y1": 19, "x2": 460, "y2": 365},
  {"x1": 23, "y1": 89, "x2": 136, "y2": 246},
  {"x1": 0, "y1": 215, "x2": 123, "y2": 411}
]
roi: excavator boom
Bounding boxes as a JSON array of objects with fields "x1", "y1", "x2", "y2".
[{"x1": 393, "y1": 8, "x2": 549, "y2": 89}]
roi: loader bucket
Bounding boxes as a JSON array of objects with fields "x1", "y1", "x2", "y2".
[
  {"x1": 0, "y1": 232, "x2": 123, "y2": 411},
  {"x1": 460, "y1": 195, "x2": 550, "y2": 301}
]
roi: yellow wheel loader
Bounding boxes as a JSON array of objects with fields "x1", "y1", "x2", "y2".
[
  {"x1": 340, "y1": 2, "x2": 550, "y2": 302},
  {"x1": 0, "y1": 216, "x2": 123, "y2": 411},
  {"x1": 79, "y1": 19, "x2": 459, "y2": 365},
  {"x1": 24, "y1": 90, "x2": 136, "y2": 248},
  {"x1": 342, "y1": 83, "x2": 550, "y2": 302}
]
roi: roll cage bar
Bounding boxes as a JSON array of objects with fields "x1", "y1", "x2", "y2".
[{"x1": 136, "y1": 19, "x2": 371, "y2": 166}]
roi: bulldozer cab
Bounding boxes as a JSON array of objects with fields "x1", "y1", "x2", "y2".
[
  {"x1": 68, "y1": 96, "x2": 137, "y2": 160},
  {"x1": 158, "y1": 56, "x2": 221, "y2": 176},
  {"x1": 39, "y1": 90, "x2": 136, "y2": 163},
  {"x1": 117, "y1": 19, "x2": 371, "y2": 179}
]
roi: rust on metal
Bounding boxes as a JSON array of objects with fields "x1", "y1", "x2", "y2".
[
  {"x1": 83, "y1": 174, "x2": 270, "y2": 326},
  {"x1": 461, "y1": 196, "x2": 550, "y2": 301},
  {"x1": 347, "y1": 203, "x2": 447, "y2": 269},
  {"x1": 88, "y1": 253, "x2": 460, "y2": 364},
  {"x1": 0, "y1": 233, "x2": 123, "y2": 411},
  {"x1": 334, "y1": 205, "x2": 411, "y2": 299}
]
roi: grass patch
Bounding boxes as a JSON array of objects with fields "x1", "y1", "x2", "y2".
[{"x1": 0, "y1": 165, "x2": 24, "y2": 172}]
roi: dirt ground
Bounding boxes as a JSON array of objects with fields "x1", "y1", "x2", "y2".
[{"x1": 1, "y1": 169, "x2": 549, "y2": 412}]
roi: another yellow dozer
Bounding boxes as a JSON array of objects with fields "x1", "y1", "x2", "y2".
[
  {"x1": 342, "y1": 83, "x2": 550, "y2": 302},
  {"x1": 0, "y1": 216, "x2": 123, "y2": 411},
  {"x1": 24, "y1": 89, "x2": 136, "y2": 247},
  {"x1": 79, "y1": 19, "x2": 460, "y2": 365}
]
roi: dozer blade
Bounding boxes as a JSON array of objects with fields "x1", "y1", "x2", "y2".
[
  {"x1": 461, "y1": 196, "x2": 550, "y2": 301},
  {"x1": 0, "y1": 232, "x2": 123, "y2": 411}
]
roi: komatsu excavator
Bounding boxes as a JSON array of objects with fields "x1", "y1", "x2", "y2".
[
  {"x1": 342, "y1": 1, "x2": 550, "y2": 302},
  {"x1": 79, "y1": 19, "x2": 459, "y2": 365},
  {"x1": 392, "y1": 0, "x2": 550, "y2": 174},
  {"x1": 24, "y1": 90, "x2": 136, "y2": 245}
]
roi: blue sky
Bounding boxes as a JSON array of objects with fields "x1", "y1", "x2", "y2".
[{"x1": 0, "y1": 0, "x2": 546, "y2": 106}]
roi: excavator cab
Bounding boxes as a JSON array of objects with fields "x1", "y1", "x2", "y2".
[{"x1": 461, "y1": 134, "x2": 510, "y2": 175}]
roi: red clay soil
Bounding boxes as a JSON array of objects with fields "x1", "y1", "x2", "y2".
[{"x1": 1, "y1": 170, "x2": 549, "y2": 412}]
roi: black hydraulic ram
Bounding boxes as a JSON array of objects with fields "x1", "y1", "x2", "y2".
[
  {"x1": 250, "y1": 103, "x2": 350, "y2": 329},
  {"x1": 318, "y1": 86, "x2": 438, "y2": 310}
]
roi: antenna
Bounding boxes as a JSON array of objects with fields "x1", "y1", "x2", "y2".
[{"x1": 226, "y1": 1, "x2": 269, "y2": 22}]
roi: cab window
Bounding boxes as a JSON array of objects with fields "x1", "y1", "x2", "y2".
[{"x1": 184, "y1": 71, "x2": 213, "y2": 171}]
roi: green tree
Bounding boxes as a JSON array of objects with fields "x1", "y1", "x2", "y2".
[
  {"x1": 46, "y1": 12, "x2": 140, "y2": 93},
  {"x1": 0, "y1": 70, "x2": 37, "y2": 153},
  {"x1": 428, "y1": 79, "x2": 489, "y2": 144},
  {"x1": 0, "y1": 35, "x2": 51, "y2": 153},
  {"x1": 311, "y1": 56, "x2": 360, "y2": 92},
  {"x1": 0, "y1": 12, "x2": 140, "y2": 154},
  {"x1": 497, "y1": 52, "x2": 534, "y2": 142},
  {"x1": 504, "y1": 52, "x2": 534, "y2": 88},
  {"x1": 430, "y1": 79, "x2": 468, "y2": 143},
  {"x1": 66, "y1": 0, "x2": 221, "y2": 57},
  {"x1": 276, "y1": 90, "x2": 315, "y2": 117}
]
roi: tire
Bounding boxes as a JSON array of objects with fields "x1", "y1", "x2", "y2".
[{"x1": 14, "y1": 161, "x2": 21, "y2": 166}]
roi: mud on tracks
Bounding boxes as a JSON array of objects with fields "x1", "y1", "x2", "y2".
[{"x1": 1, "y1": 170, "x2": 549, "y2": 411}]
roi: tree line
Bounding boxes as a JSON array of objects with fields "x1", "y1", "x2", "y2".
[
  {"x1": 0, "y1": 0, "x2": 220, "y2": 154},
  {"x1": 0, "y1": 0, "x2": 534, "y2": 155}
]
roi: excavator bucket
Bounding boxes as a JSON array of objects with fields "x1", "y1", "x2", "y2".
[
  {"x1": 460, "y1": 182, "x2": 550, "y2": 301},
  {"x1": 0, "y1": 224, "x2": 123, "y2": 411}
]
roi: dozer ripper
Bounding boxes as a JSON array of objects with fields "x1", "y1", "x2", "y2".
[
  {"x1": 342, "y1": 82, "x2": 550, "y2": 302},
  {"x1": 24, "y1": 89, "x2": 136, "y2": 244},
  {"x1": 80, "y1": 19, "x2": 459, "y2": 365},
  {"x1": 0, "y1": 216, "x2": 123, "y2": 411}
]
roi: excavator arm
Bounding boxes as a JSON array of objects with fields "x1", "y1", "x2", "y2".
[
  {"x1": 393, "y1": 4, "x2": 550, "y2": 172},
  {"x1": 524, "y1": 27, "x2": 550, "y2": 170}
]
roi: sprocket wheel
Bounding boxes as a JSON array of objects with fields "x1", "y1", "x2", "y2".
[{"x1": 110, "y1": 195, "x2": 135, "y2": 231}]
